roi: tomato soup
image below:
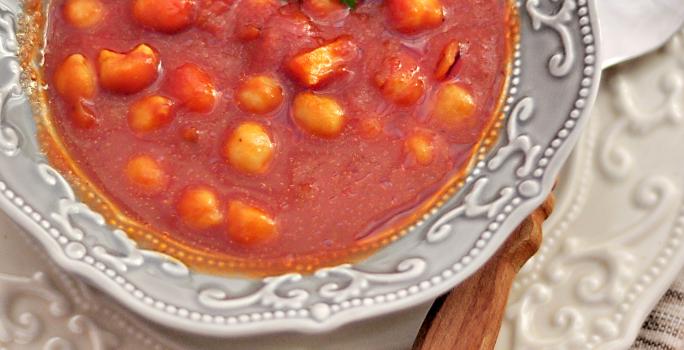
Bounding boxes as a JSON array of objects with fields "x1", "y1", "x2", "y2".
[{"x1": 40, "y1": 0, "x2": 514, "y2": 273}]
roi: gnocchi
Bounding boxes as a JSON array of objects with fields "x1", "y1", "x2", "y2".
[
  {"x1": 287, "y1": 37, "x2": 358, "y2": 87},
  {"x1": 224, "y1": 122, "x2": 275, "y2": 174},
  {"x1": 177, "y1": 186, "x2": 224, "y2": 229},
  {"x1": 128, "y1": 95, "x2": 175, "y2": 133},
  {"x1": 165, "y1": 63, "x2": 217, "y2": 113},
  {"x1": 133, "y1": 0, "x2": 195, "y2": 33},
  {"x1": 374, "y1": 53, "x2": 426, "y2": 106},
  {"x1": 431, "y1": 83, "x2": 476, "y2": 127},
  {"x1": 236, "y1": 75, "x2": 284, "y2": 114},
  {"x1": 387, "y1": 0, "x2": 444, "y2": 34},
  {"x1": 98, "y1": 44, "x2": 160, "y2": 94},
  {"x1": 124, "y1": 155, "x2": 169, "y2": 193},
  {"x1": 226, "y1": 201, "x2": 277, "y2": 245},
  {"x1": 63, "y1": 0, "x2": 104, "y2": 28},
  {"x1": 292, "y1": 92, "x2": 345, "y2": 137}
]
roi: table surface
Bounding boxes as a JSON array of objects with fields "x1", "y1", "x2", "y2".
[{"x1": 1, "y1": 23, "x2": 684, "y2": 350}]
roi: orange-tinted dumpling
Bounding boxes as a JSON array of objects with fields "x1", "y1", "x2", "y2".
[
  {"x1": 98, "y1": 44, "x2": 160, "y2": 94},
  {"x1": 374, "y1": 53, "x2": 425, "y2": 106},
  {"x1": 431, "y1": 83, "x2": 476, "y2": 127},
  {"x1": 224, "y1": 122, "x2": 275, "y2": 174},
  {"x1": 236, "y1": 75, "x2": 284, "y2": 114},
  {"x1": 124, "y1": 155, "x2": 169, "y2": 193},
  {"x1": 387, "y1": 0, "x2": 444, "y2": 34},
  {"x1": 133, "y1": 0, "x2": 195, "y2": 33},
  {"x1": 287, "y1": 37, "x2": 358, "y2": 87},
  {"x1": 177, "y1": 186, "x2": 224, "y2": 229},
  {"x1": 292, "y1": 92, "x2": 345, "y2": 138},
  {"x1": 128, "y1": 95, "x2": 175, "y2": 133},
  {"x1": 63, "y1": 0, "x2": 104, "y2": 28},
  {"x1": 226, "y1": 201, "x2": 277, "y2": 245},
  {"x1": 165, "y1": 64, "x2": 217, "y2": 113}
]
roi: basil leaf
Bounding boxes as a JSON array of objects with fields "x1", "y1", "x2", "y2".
[{"x1": 340, "y1": 0, "x2": 357, "y2": 8}]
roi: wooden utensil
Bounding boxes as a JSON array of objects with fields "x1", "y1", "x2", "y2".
[{"x1": 413, "y1": 194, "x2": 555, "y2": 350}]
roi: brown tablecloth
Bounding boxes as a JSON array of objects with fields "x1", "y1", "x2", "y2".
[{"x1": 633, "y1": 271, "x2": 684, "y2": 349}]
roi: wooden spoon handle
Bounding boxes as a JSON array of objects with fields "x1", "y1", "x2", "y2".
[{"x1": 413, "y1": 195, "x2": 555, "y2": 350}]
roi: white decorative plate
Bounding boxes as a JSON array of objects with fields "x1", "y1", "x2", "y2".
[
  {"x1": 0, "y1": 0, "x2": 601, "y2": 335},
  {"x1": 497, "y1": 27, "x2": 684, "y2": 350}
]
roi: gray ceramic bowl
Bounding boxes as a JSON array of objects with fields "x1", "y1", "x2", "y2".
[{"x1": 0, "y1": 0, "x2": 600, "y2": 336}]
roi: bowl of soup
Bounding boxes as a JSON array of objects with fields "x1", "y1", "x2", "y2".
[{"x1": 0, "y1": 0, "x2": 600, "y2": 335}]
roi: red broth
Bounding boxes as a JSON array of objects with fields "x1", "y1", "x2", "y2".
[{"x1": 41, "y1": 0, "x2": 514, "y2": 273}]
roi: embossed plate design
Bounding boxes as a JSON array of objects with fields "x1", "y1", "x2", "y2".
[
  {"x1": 497, "y1": 27, "x2": 684, "y2": 350},
  {"x1": 0, "y1": 0, "x2": 601, "y2": 336}
]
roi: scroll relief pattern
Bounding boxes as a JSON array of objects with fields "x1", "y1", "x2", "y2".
[{"x1": 504, "y1": 29, "x2": 684, "y2": 350}]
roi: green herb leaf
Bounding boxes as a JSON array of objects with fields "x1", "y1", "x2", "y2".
[{"x1": 340, "y1": 0, "x2": 357, "y2": 9}]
